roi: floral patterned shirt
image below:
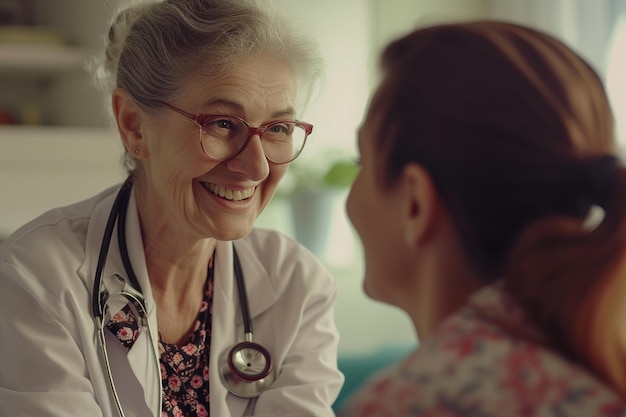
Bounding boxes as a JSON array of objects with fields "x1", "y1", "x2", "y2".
[
  {"x1": 339, "y1": 283, "x2": 626, "y2": 417},
  {"x1": 106, "y1": 257, "x2": 214, "y2": 417}
]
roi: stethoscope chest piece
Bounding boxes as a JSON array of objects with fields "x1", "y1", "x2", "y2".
[
  {"x1": 218, "y1": 248, "x2": 276, "y2": 398},
  {"x1": 219, "y1": 340, "x2": 276, "y2": 398}
]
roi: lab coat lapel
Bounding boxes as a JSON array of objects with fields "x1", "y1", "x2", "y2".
[
  {"x1": 212, "y1": 240, "x2": 280, "y2": 344},
  {"x1": 80, "y1": 184, "x2": 161, "y2": 417},
  {"x1": 210, "y1": 243, "x2": 240, "y2": 414},
  {"x1": 211, "y1": 241, "x2": 279, "y2": 416},
  {"x1": 232, "y1": 240, "x2": 279, "y2": 322},
  {"x1": 123, "y1": 189, "x2": 161, "y2": 416}
]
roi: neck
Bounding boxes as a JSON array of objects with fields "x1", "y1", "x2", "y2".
[
  {"x1": 147, "y1": 240, "x2": 216, "y2": 346},
  {"x1": 403, "y1": 218, "x2": 484, "y2": 339},
  {"x1": 145, "y1": 239, "x2": 216, "y2": 295},
  {"x1": 409, "y1": 265, "x2": 483, "y2": 339}
]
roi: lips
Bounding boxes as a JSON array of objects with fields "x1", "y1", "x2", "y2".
[{"x1": 202, "y1": 182, "x2": 255, "y2": 201}]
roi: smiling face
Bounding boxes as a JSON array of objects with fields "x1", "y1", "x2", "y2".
[{"x1": 125, "y1": 54, "x2": 298, "y2": 245}]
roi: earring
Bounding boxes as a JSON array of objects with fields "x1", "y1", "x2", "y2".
[{"x1": 133, "y1": 148, "x2": 140, "y2": 156}]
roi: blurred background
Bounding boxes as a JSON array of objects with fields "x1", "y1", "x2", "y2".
[{"x1": 1, "y1": 0, "x2": 626, "y2": 404}]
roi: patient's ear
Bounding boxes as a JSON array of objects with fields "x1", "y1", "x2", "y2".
[
  {"x1": 401, "y1": 163, "x2": 441, "y2": 246},
  {"x1": 112, "y1": 87, "x2": 146, "y2": 158}
]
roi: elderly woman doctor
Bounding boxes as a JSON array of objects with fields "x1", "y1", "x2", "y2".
[{"x1": 0, "y1": 1, "x2": 343, "y2": 416}]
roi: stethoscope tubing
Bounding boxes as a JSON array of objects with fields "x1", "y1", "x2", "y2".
[
  {"x1": 92, "y1": 177, "x2": 153, "y2": 417},
  {"x1": 92, "y1": 177, "x2": 138, "y2": 319},
  {"x1": 232, "y1": 248, "x2": 253, "y2": 337}
]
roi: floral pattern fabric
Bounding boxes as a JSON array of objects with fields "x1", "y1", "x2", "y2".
[
  {"x1": 106, "y1": 257, "x2": 214, "y2": 417},
  {"x1": 339, "y1": 282, "x2": 626, "y2": 417}
]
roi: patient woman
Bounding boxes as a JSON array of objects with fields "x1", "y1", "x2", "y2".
[{"x1": 340, "y1": 21, "x2": 626, "y2": 416}]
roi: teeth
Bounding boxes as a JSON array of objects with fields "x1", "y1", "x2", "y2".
[{"x1": 204, "y1": 183, "x2": 254, "y2": 201}]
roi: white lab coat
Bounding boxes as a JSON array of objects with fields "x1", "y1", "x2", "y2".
[{"x1": 0, "y1": 183, "x2": 344, "y2": 417}]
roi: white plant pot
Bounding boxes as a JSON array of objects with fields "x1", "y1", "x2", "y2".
[{"x1": 290, "y1": 188, "x2": 338, "y2": 257}]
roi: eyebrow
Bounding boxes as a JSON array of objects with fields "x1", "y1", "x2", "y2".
[{"x1": 201, "y1": 99, "x2": 296, "y2": 119}]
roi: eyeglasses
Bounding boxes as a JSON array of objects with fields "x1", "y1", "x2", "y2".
[{"x1": 157, "y1": 101, "x2": 313, "y2": 164}]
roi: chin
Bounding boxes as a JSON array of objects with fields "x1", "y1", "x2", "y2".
[
  {"x1": 362, "y1": 275, "x2": 382, "y2": 302},
  {"x1": 363, "y1": 273, "x2": 398, "y2": 306},
  {"x1": 215, "y1": 228, "x2": 252, "y2": 242},
  {"x1": 209, "y1": 214, "x2": 257, "y2": 240}
]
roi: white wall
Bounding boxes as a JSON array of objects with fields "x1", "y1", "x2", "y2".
[
  {"x1": 275, "y1": 0, "x2": 372, "y2": 173},
  {"x1": 0, "y1": 127, "x2": 126, "y2": 238},
  {"x1": 608, "y1": 15, "x2": 626, "y2": 145},
  {"x1": 372, "y1": 0, "x2": 488, "y2": 50},
  {"x1": 486, "y1": 0, "x2": 614, "y2": 76}
]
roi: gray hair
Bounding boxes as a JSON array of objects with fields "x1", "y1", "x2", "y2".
[{"x1": 91, "y1": 0, "x2": 323, "y2": 171}]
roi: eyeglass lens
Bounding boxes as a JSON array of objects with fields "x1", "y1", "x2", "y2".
[{"x1": 198, "y1": 117, "x2": 307, "y2": 163}]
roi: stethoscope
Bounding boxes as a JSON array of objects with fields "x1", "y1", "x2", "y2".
[{"x1": 92, "y1": 176, "x2": 275, "y2": 417}]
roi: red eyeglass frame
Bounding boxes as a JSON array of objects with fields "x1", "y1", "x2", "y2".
[{"x1": 156, "y1": 101, "x2": 313, "y2": 164}]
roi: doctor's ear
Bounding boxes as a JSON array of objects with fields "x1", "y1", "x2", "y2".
[
  {"x1": 401, "y1": 163, "x2": 441, "y2": 246},
  {"x1": 112, "y1": 88, "x2": 147, "y2": 159}
]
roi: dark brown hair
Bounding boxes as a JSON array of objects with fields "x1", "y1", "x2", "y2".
[{"x1": 374, "y1": 21, "x2": 626, "y2": 392}]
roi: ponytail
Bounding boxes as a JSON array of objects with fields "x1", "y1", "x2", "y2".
[{"x1": 505, "y1": 161, "x2": 626, "y2": 393}]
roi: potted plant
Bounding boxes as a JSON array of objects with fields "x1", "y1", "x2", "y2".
[{"x1": 278, "y1": 153, "x2": 359, "y2": 256}]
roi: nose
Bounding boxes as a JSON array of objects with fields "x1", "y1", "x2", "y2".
[{"x1": 225, "y1": 134, "x2": 270, "y2": 180}]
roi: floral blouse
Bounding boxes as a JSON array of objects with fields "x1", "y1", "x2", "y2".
[
  {"x1": 106, "y1": 257, "x2": 215, "y2": 417},
  {"x1": 338, "y1": 283, "x2": 626, "y2": 417}
]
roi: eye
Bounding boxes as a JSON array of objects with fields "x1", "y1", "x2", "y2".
[
  {"x1": 268, "y1": 123, "x2": 293, "y2": 135},
  {"x1": 200, "y1": 116, "x2": 245, "y2": 140},
  {"x1": 206, "y1": 118, "x2": 235, "y2": 130}
]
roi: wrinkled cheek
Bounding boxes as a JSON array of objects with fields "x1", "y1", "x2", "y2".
[
  {"x1": 273, "y1": 164, "x2": 289, "y2": 183},
  {"x1": 268, "y1": 164, "x2": 289, "y2": 194},
  {"x1": 254, "y1": 167, "x2": 285, "y2": 213}
]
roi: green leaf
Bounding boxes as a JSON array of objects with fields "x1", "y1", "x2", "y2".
[{"x1": 322, "y1": 160, "x2": 359, "y2": 187}]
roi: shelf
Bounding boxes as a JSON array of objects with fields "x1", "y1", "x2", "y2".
[
  {"x1": 0, "y1": 125, "x2": 126, "y2": 238},
  {"x1": 0, "y1": 44, "x2": 89, "y2": 73},
  {"x1": 0, "y1": 124, "x2": 116, "y2": 140}
]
